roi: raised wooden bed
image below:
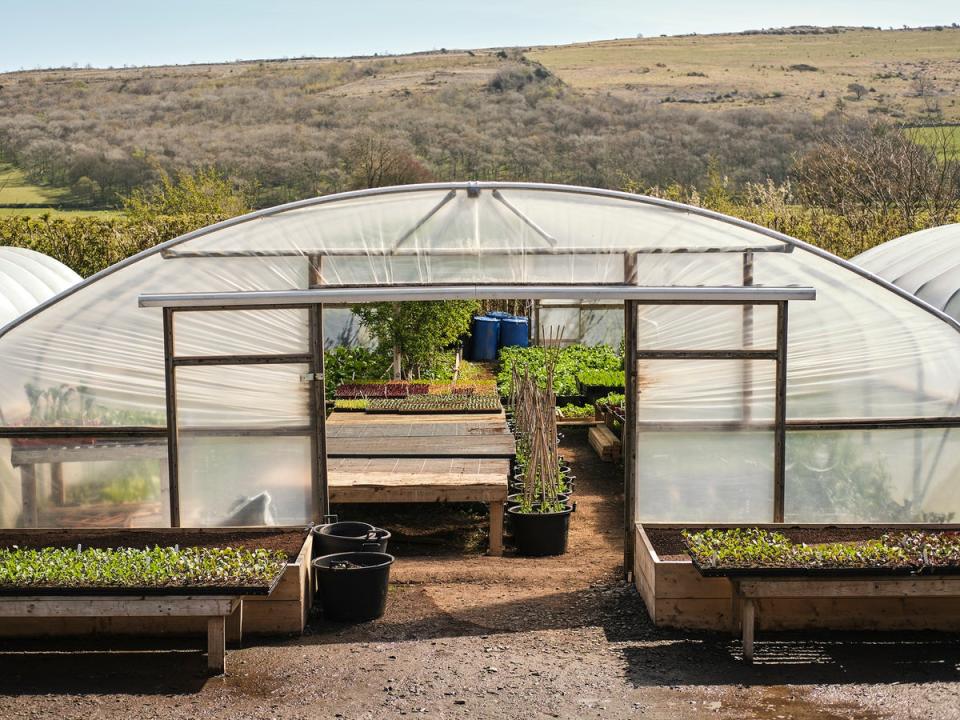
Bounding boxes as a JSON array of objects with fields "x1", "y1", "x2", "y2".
[
  {"x1": 634, "y1": 523, "x2": 960, "y2": 632},
  {"x1": 0, "y1": 527, "x2": 313, "y2": 638}
]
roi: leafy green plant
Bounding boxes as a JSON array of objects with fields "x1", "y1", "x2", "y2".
[
  {"x1": 681, "y1": 528, "x2": 960, "y2": 572},
  {"x1": 323, "y1": 346, "x2": 392, "y2": 402},
  {"x1": 0, "y1": 546, "x2": 288, "y2": 589},
  {"x1": 576, "y1": 369, "x2": 625, "y2": 388},
  {"x1": 333, "y1": 399, "x2": 368, "y2": 411},
  {"x1": 557, "y1": 403, "x2": 594, "y2": 419},
  {"x1": 497, "y1": 344, "x2": 622, "y2": 397},
  {"x1": 596, "y1": 391, "x2": 625, "y2": 409}
]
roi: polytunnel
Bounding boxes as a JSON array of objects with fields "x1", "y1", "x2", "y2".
[
  {"x1": 1, "y1": 182, "x2": 959, "y2": 568},
  {"x1": 0, "y1": 246, "x2": 81, "y2": 328},
  {"x1": 853, "y1": 223, "x2": 960, "y2": 322}
]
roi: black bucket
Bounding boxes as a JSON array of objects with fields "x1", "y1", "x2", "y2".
[
  {"x1": 312, "y1": 552, "x2": 395, "y2": 622},
  {"x1": 507, "y1": 505, "x2": 574, "y2": 556},
  {"x1": 505, "y1": 492, "x2": 570, "y2": 510},
  {"x1": 312, "y1": 521, "x2": 391, "y2": 558}
]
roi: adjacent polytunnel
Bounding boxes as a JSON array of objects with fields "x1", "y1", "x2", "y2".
[
  {"x1": 0, "y1": 246, "x2": 81, "y2": 328},
  {"x1": 853, "y1": 223, "x2": 960, "y2": 322},
  {"x1": 1, "y1": 183, "x2": 959, "y2": 540}
]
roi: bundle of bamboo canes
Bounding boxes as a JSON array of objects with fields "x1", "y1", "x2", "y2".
[{"x1": 509, "y1": 332, "x2": 565, "y2": 512}]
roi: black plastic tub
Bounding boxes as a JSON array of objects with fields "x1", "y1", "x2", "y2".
[
  {"x1": 507, "y1": 505, "x2": 574, "y2": 556},
  {"x1": 505, "y1": 492, "x2": 570, "y2": 510},
  {"x1": 313, "y1": 552, "x2": 395, "y2": 622},
  {"x1": 312, "y1": 521, "x2": 391, "y2": 558}
]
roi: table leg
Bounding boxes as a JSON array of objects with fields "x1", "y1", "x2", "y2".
[
  {"x1": 226, "y1": 601, "x2": 243, "y2": 648},
  {"x1": 488, "y1": 501, "x2": 504, "y2": 556},
  {"x1": 20, "y1": 464, "x2": 37, "y2": 528},
  {"x1": 742, "y1": 598, "x2": 756, "y2": 664},
  {"x1": 51, "y1": 462, "x2": 65, "y2": 506},
  {"x1": 207, "y1": 616, "x2": 226, "y2": 674}
]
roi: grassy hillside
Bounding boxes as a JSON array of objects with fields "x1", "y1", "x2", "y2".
[{"x1": 0, "y1": 26, "x2": 956, "y2": 211}]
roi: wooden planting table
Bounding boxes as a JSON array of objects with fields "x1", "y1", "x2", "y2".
[
  {"x1": 731, "y1": 575, "x2": 960, "y2": 663},
  {"x1": 326, "y1": 411, "x2": 514, "y2": 555},
  {"x1": 0, "y1": 594, "x2": 243, "y2": 674}
]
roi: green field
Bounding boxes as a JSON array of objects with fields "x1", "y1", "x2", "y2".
[
  {"x1": 0, "y1": 162, "x2": 72, "y2": 205},
  {"x1": 0, "y1": 162, "x2": 120, "y2": 217},
  {"x1": 908, "y1": 126, "x2": 960, "y2": 160}
]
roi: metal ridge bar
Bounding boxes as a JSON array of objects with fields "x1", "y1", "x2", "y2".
[{"x1": 140, "y1": 285, "x2": 817, "y2": 308}]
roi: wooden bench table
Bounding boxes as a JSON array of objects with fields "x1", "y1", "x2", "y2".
[
  {"x1": 731, "y1": 575, "x2": 960, "y2": 662},
  {"x1": 0, "y1": 595, "x2": 243, "y2": 674}
]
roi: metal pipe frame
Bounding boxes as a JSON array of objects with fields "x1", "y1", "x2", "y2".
[
  {"x1": 162, "y1": 308, "x2": 180, "y2": 527},
  {"x1": 139, "y1": 285, "x2": 816, "y2": 308}
]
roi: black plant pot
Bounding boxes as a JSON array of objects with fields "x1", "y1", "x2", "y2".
[
  {"x1": 505, "y1": 492, "x2": 570, "y2": 510},
  {"x1": 507, "y1": 505, "x2": 574, "y2": 556},
  {"x1": 312, "y1": 521, "x2": 391, "y2": 558},
  {"x1": 312, "y1": 552, "x2": 395, "y2": 622}
]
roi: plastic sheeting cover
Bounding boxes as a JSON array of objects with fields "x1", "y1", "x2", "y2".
[{"x1": 853, "y1": 223, "x2": 960, "y2": 321}]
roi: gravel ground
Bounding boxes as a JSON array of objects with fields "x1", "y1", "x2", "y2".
[{"x1": 1, "y1": 428, "x2": 959, "y2": 719}]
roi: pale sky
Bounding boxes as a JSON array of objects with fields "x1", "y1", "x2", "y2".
[{"x1": 1, "y1": 0, "x2": 957, "y2": 73}]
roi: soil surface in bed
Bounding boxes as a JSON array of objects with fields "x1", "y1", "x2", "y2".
[{"x1": 0, "y1": 528, "x2": 308, "y2": 563}]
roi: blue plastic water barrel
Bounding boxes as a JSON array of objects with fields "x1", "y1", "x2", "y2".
[
  {"x1": 471, "y1": 316, "x2": 500, "y2": 361},
  {"x1": 486, "y1": 311, "x2": 512, "y2": 320},
  {"x1": 499, "y1": 316, "x2": 530, "y2": 348}
]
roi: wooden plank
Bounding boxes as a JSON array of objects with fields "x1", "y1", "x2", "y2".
[
  {"x1": 739, "y1": 576, "x2": 960, "y2": 599},
  {"x1": 0, "y1": 596, "x2": 238, "y2": 618},
  {"x1": 331, "y1": 484, "x2": 507, "y2": 504},
  {"x1": 489, "y1": 501, "x2": 504, "y2": 556},
  {"x1": 327, "y1": 435, "x2": 514, "y2": 458},
  {"x1": 588, "y1": 424, "x2": 621, "y2": 462},
  {"x1": 207, "y1": 616, "x2": 225, "y2": 673},
  {"x1": 12, "y1": 443, "x2": 166, "y2": 466}
]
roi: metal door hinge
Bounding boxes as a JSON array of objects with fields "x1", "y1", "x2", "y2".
[{"x1": 300, "y1": 372, "x2": 324, "y2": 383}]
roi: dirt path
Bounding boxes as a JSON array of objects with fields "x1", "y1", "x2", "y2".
[{"x1": 1, "y1": 428, "x2": 959, "y2": 719}]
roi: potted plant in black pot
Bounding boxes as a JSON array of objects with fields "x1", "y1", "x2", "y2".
[{"x1": 506, "y1": 346, "x2": 574, "y2": 557}]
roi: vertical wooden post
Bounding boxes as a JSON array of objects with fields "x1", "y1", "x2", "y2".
[
  {"x1": 20, "y1": 464, "x2": 38, "y2": 528},
  {"x1": 622, "y1": 252, "x2": 639, "y2": 576},
  {"x1": 226, "y1": 601, "x2": 243, "y2": 648},
  {"x1": 742, "y1": 598, "x2": 756, "y2": 663},
  {"x1": 309, "y1": 255, "x2": 330, "y2": 521},
  {"x1": 773, "y1": 302, "x2": 788, "y2": 523},
  {"x1": 207, "y1": 615, "x2": 226, "y2": 674},
  {"x1": 741, "y1": 250, "x2": 754, "y2": 423},
  {"x1": 488, "y1": 501, "x2": 504, "y2": 556},
  {"x1": 309, "y1": 304, "x2": 329, "y2": 522},
  {"x1": 50, "y1": 462, "x2": 65, "y2": 506},
  {"x1": 162, "y1": 307, "x2": 180, "y2": 527}
]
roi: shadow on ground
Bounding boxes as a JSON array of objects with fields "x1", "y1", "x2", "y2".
[{"x1": 0, "y1": 638, "x2": 208, "y2": 695}]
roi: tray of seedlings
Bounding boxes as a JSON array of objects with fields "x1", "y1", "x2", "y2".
[
  {"x1": 576, "y1": 369, "x2": 625, "y2": 405},
  {"x1": 682, "y1": 527, "x2": 960, "y2": 578},
  {"x1": 0, "y1": 528, "x2": 305, "y2": 596},
  {"x1": 367, "y1": 394, "x2": 502, "y2": 414}
]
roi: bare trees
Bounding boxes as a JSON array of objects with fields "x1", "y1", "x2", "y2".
[{"x1": 793, "y1": 122, "x2": 960, "y2": 228}]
